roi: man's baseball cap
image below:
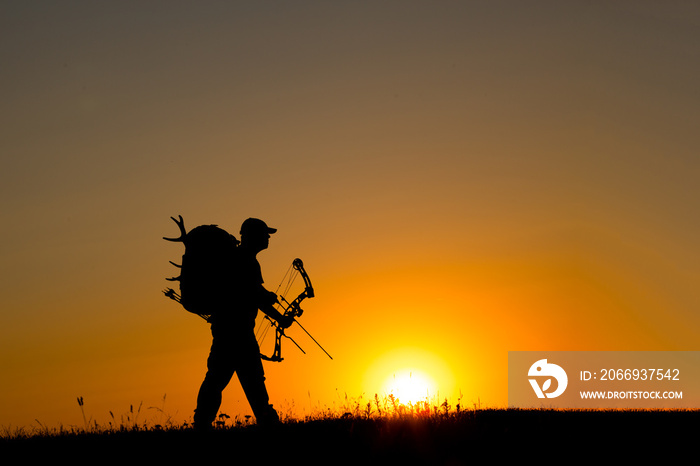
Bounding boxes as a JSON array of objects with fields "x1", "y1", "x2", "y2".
[{"x1": 240, "y1": 218, "x2": 277, "y2": 236}]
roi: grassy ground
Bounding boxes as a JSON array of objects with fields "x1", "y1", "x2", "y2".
[{"x1": 4, "y1": 407, "x2": 698, "y2": 463}]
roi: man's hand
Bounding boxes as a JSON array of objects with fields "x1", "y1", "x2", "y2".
[
  {"x1": 264, "y1": 290, "x2": 279, "y2": 306},
  {"x1": 260, "y1": 304, "x2": 293, "y2": 329},
  {"x1": 278, "y1": 314, "x2": 294, "y2": 329}
]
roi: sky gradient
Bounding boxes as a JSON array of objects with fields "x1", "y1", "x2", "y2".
[{"x1": 2, "y1": 1, "x2": 699, "y2": 429}]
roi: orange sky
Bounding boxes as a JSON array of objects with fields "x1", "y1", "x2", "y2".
[{"x1": 2, "y1": 1, "x2": 699, "y2": 429}]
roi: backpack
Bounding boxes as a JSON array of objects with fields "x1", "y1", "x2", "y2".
[{"x1": 163, "y1": 215, "x2": 240, "y2": 321}]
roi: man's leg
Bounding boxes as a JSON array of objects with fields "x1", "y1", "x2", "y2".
[
  {"x1": 193, "y1": 334, "x2": 236, "y2": 429},
  {"x1": 237, "y1": 340, "x2": 280, "y2": 426}
]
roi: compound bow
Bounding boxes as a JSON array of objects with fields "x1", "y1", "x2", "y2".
[{"x1": 257, "y1": 258, "x2": 332, "y2": 362}]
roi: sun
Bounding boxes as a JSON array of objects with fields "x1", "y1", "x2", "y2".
[
  {"x1": 363, "y1": 347, "x2": 457, "y2": 406},
  {"x1": 382, "y1": 369, "x2": 437, "y2": 404}
]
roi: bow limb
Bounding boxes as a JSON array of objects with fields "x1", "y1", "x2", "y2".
[
  {"x1": 259, "y1": 315, "x2": 306, "y2": 362},
  {"x1": 259, "y1": 316, "x2": 284, "y2": 362},
  {"x1": 281, "y1": 258, "x2": 314, "y2": 319}
]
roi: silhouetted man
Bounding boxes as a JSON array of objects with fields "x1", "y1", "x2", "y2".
[{"x1": 194, "y1": 218, "x2": 292, "y2": 429}]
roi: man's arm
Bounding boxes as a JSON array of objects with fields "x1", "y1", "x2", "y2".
[{"x1": 257, "y1": 287, "x2": 293, "y2": 328}]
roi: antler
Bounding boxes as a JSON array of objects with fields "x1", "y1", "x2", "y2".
[
  {"x1": 166, "y1": 261, "x2": 181, "y2": 281},
  {"x1": 163, "y1": 215, "x2": 187, "y2": 242}
]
